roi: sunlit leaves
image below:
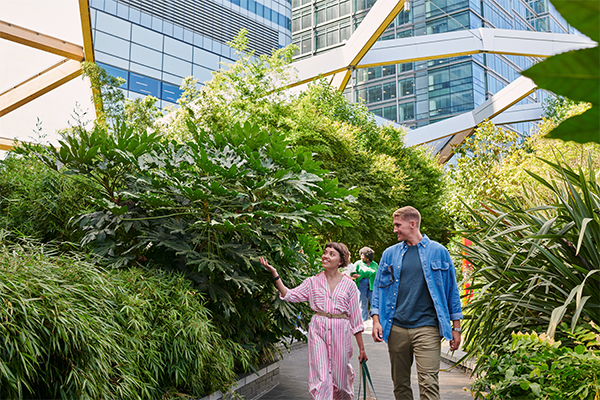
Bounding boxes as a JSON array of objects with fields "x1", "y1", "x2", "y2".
[{"x1": 460, "y1": 156, "x2": 600, "y2": 373}]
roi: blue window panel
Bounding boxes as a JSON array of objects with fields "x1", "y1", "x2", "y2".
[
  {"x1": 152, "y1": 16, "x2": 163, "y2": 32},
  {"x1": 130, "y1": 62, "x2": 162, "y2": 80},
  {"x1": 104, "y1": 0, "x2": 117, "y2": 14},
  {"x1": 131, "y1": 43, "x2": 162, "y2": 70},
  {"x1": 232, "y1": 0, "x2": 240, "y2": 6},
  {"x1": 163, "y1": 20, "x2": 174, "y2": 36},
  {"x1": 241, "y1": 0, "x2": 248, "y2": 10},
  {"x1": 204, "y1": 36, "x2": 214, "y2": 52},
  {"x1": 193, "y1": 47, "x2": 220, "y2": 70},
  {"x1": 90, "y1": 0, "x2": 104, "y2": 10},
  {"x1": 184, "y1": 29, "x2": 194, "y2": 44},
  {"x1": 163, "y1": 54, "x2": 192, "y2": 78},
  {"x1": 129, "y1": 8, "x2": 141, "y2": 24},
  {"x1": 162, "y1": 82, "x2": 182, "y2": 103},
  {"x1": 132, "y1": 24, "x2": 163, "y2": 51},
  {"x1": 95, "y1": 50, "x2": 129, "y2": 69},
  {"x1": 95, "y1": 31, "x2": 130, "y2": 60},
  {"x1": 140, "y1": 11, "x2": 152, "y2": 28},
  {"x1": 116, "y1": 2, "x2": 129, "y2": 19},
  {"x1": 162, "y1": 72, "x2": 184, "y2": 86},
  {"x1": 174, "y1": 25, "x2": 184, "y2": 40},
  {"x1": 279, "y1": 13, "x2": 286, "y2": 27},
  {"x1": 249, "y1": 0, "x2": 256, "y2": 14},
  {"x1": 96, "y1": 12, "x2": 131, "y2": 40},
  {"x1": 257, "y1": 3, "x2": 264, "y2": 18},
  {"x1": 129, "y1": 73, "x2": 161, "y2": 97},
  {"x1": 193, "y1": 32, "x2": 204, "y2": 47},
  {"x1": 97, "y1": 62, "x2": 128, "y2": 89},
  {"x1": 164, "y1": 36, "x2": 192, "y2": 61}
]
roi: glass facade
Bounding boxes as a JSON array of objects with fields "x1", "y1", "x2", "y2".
[
  {"x1": 90, "y1": 0, "x2": 292, "y2": 108},
  {"x1": 293, "y1": 0, "x2": 570, "y2": 134}
]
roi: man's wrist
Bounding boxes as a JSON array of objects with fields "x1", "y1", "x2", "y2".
[{"x1": 451, "y1": 327, "x2": 462, "y2": 333}]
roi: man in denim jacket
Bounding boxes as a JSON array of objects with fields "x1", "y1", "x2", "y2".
[{"x1": 370, "y1": 206, "x2": 462, "y2": 400}]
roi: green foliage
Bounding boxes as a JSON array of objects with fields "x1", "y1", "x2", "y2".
[
  {"x1": 460, "y1": 155, "x2": 600, "y2": 365},
  {"x1": 22, "y1": 117, "x2": 356, "y2": 364},
  {"x1": 470, "y1": 328, "x2": 600, "y2": 399},
  {"x1": 0, "y1": 235, "x2": 246, "y2": 400},
  {"x1": 445, "y1": 120, "x2": 521, "y2": 228},
  {"x1": 82, "y1": 62, "x2": 163, "y2": 134},
  {"x1": 0, "y1": 156, "x2": 93, "y2": 243},
  {"x1": 166, "y1": 32, "x2": 450, "y2": 257},
  {"x1": 521, "y1": 1, "x2": 599, "y2": 144}
]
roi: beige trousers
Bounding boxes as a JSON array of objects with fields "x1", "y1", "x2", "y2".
[{"x1": 387, "y1": 325, "x2": 441, "y2": 400}]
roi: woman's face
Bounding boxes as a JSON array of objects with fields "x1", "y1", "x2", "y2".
[{"x1": 322, "y1": 247, "x2": 342, "y2": 270}]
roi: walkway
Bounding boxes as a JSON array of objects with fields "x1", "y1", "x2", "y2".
[{"x1": 260, "y1": 329, "x2": 474, "y2": 400}]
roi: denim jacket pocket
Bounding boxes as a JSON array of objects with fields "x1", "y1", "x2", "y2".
[
  {"x1": 431, "y1": 260, "x2": 450, "y2": 286},
  {"x1": 378, "y1": 263, "x2": 394, "y2": 288}
]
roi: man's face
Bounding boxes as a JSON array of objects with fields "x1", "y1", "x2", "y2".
[{"x1": 393, "y1": 216, "x2": 413, "y2": 242}]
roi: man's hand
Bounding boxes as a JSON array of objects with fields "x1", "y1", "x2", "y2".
[
  {"x1": 372, "y1": 321, "x2": 383, "y2": 342},
  {"x1": 449, "y1": 330, "x2": 461, "y2": 351}
]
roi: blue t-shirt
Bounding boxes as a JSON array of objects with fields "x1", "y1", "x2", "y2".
[{"x1": 393, "y1": 245, "x2": 438, "y2": 328}]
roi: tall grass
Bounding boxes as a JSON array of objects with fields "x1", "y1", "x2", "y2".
[
  {"x1": 460, "y1": 155, "x2": 600, "y2": 370},
  {"x1": 0, "y1": 235, "x2": 248, "y2": 399},
  {"x1": 0, "y1": 156, "x2": 93, "y2": 244}
]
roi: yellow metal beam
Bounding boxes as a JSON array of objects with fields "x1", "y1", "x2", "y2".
[
  {"x1": 0, "y1": 59, "x2": 82, "y2": 118},
  {"x1": 348, "y1": 0, "x2": 406, "y2": 66},
  {"x1": 79, "y1": 0, "x2": 104, "y2": 120},
  {"x1": 0, "y1": 20, "x2": 84, "y2": 61},
  {"x1": 0, "y1": 137, "x2": 16, "y2": 151},
  {"x1": 78, "y1": 0, "x2": 95, "y2": 62}
]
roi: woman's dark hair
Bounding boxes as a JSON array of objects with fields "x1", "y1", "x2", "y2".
[
  {"x1": 359, "y1": 247, "x2": 375, "y2": 262},
  {"x1": 324, "y1": 242, "x2": 351, "y2": 268}
]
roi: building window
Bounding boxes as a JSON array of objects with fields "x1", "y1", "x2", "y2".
[
  {"x1": 398, "y1": 102, "x2": 415, "y2": 121},
  {"x1": 398, "y1": 77, "x2": 415, "y2": 96},
  {"x1": 129, "y1": 72, "x2": 161, "y2": 97},
  {"x1": 383, "y1": 81, "x2": 396, "y2": 100},
  {"x1": 383, "y1": 104, "x2": 397, "y2": 121}
]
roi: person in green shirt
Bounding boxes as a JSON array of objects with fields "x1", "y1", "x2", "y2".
[{"x1": 351, "y1": 247, "x2": 378, "y2": 321}]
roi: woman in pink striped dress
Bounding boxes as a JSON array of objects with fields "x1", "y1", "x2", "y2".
[{"x1": 260, "y1": 242, "x2": 368, "y2": 400}]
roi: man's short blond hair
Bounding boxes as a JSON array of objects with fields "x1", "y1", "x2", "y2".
[{"x1": 393, "y1": 206, "x2": 421, "y2": 226}]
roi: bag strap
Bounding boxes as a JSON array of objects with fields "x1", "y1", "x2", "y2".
[{"x1": 361, "y1": 360, "x2": 378, "y2": 400}]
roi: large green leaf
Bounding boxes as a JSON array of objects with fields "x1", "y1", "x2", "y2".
[
  {"x1": 550, "y1": 1, "x2": 600, "y2": 43},
  {"x1": 521, "y1": 48, "x2": 599, "y2": 105},
  {"x1": 520, "y1": 1, "x2": 600, "y2": 145},
  {"x1": 545, "y1": 106, "x2": 600, "y2": 144}
]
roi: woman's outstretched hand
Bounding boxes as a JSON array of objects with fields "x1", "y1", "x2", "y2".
[
  {"x1": 260, "y1": 256, "x2": 288, "y2": 297},
  {"x1": 259, "y1": 257, "x2": 278, "y2": 277}
]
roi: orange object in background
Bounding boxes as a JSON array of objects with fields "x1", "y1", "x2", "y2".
[{"x1": 461, "y1": 238, "x2": 473, "y2": 305}]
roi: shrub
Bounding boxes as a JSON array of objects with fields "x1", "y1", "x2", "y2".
[
  {"x1": 21, "y1": 118, "x2": 355, "y2": 365},
  {"x1": 0, "y1": 235, "x2": 246, "y2": 399},
  {"x1": 470, "y1": 327, "x2": 600, "y2": 399},
  {"x1": 0, "y1": 156, "x2": 93, "y2": 244},
  {"x1": 460, "y1": 155, "x2": 600, "y2": 358}
]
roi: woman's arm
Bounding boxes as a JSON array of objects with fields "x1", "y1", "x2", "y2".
[
  {"x1": 355, "y1": 331, "x2": 368, "y2": 362},
  {"x1": 259, "y1": 257, "x2": 289, "y2": 298}
]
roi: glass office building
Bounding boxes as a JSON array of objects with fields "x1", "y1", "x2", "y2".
[
  {"x1": 291, "y1": 0, "x2": 572, "y2": 135},
  {"x1": 89, "y1": 0, "x2": 293, "y2": 108}
]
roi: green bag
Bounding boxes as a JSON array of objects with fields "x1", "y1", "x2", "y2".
[{"x1": 357, "y1": 360, "x2": 378, "y2": 400}]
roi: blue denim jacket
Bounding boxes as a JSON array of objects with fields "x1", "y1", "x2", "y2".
[{"x1": 370, "y1": 235, "x2": 463, "y2": 341}]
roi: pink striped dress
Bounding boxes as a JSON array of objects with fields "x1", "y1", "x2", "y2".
[{"x1": 282, "y1": 273, "x2": 364, "y2": 400}]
